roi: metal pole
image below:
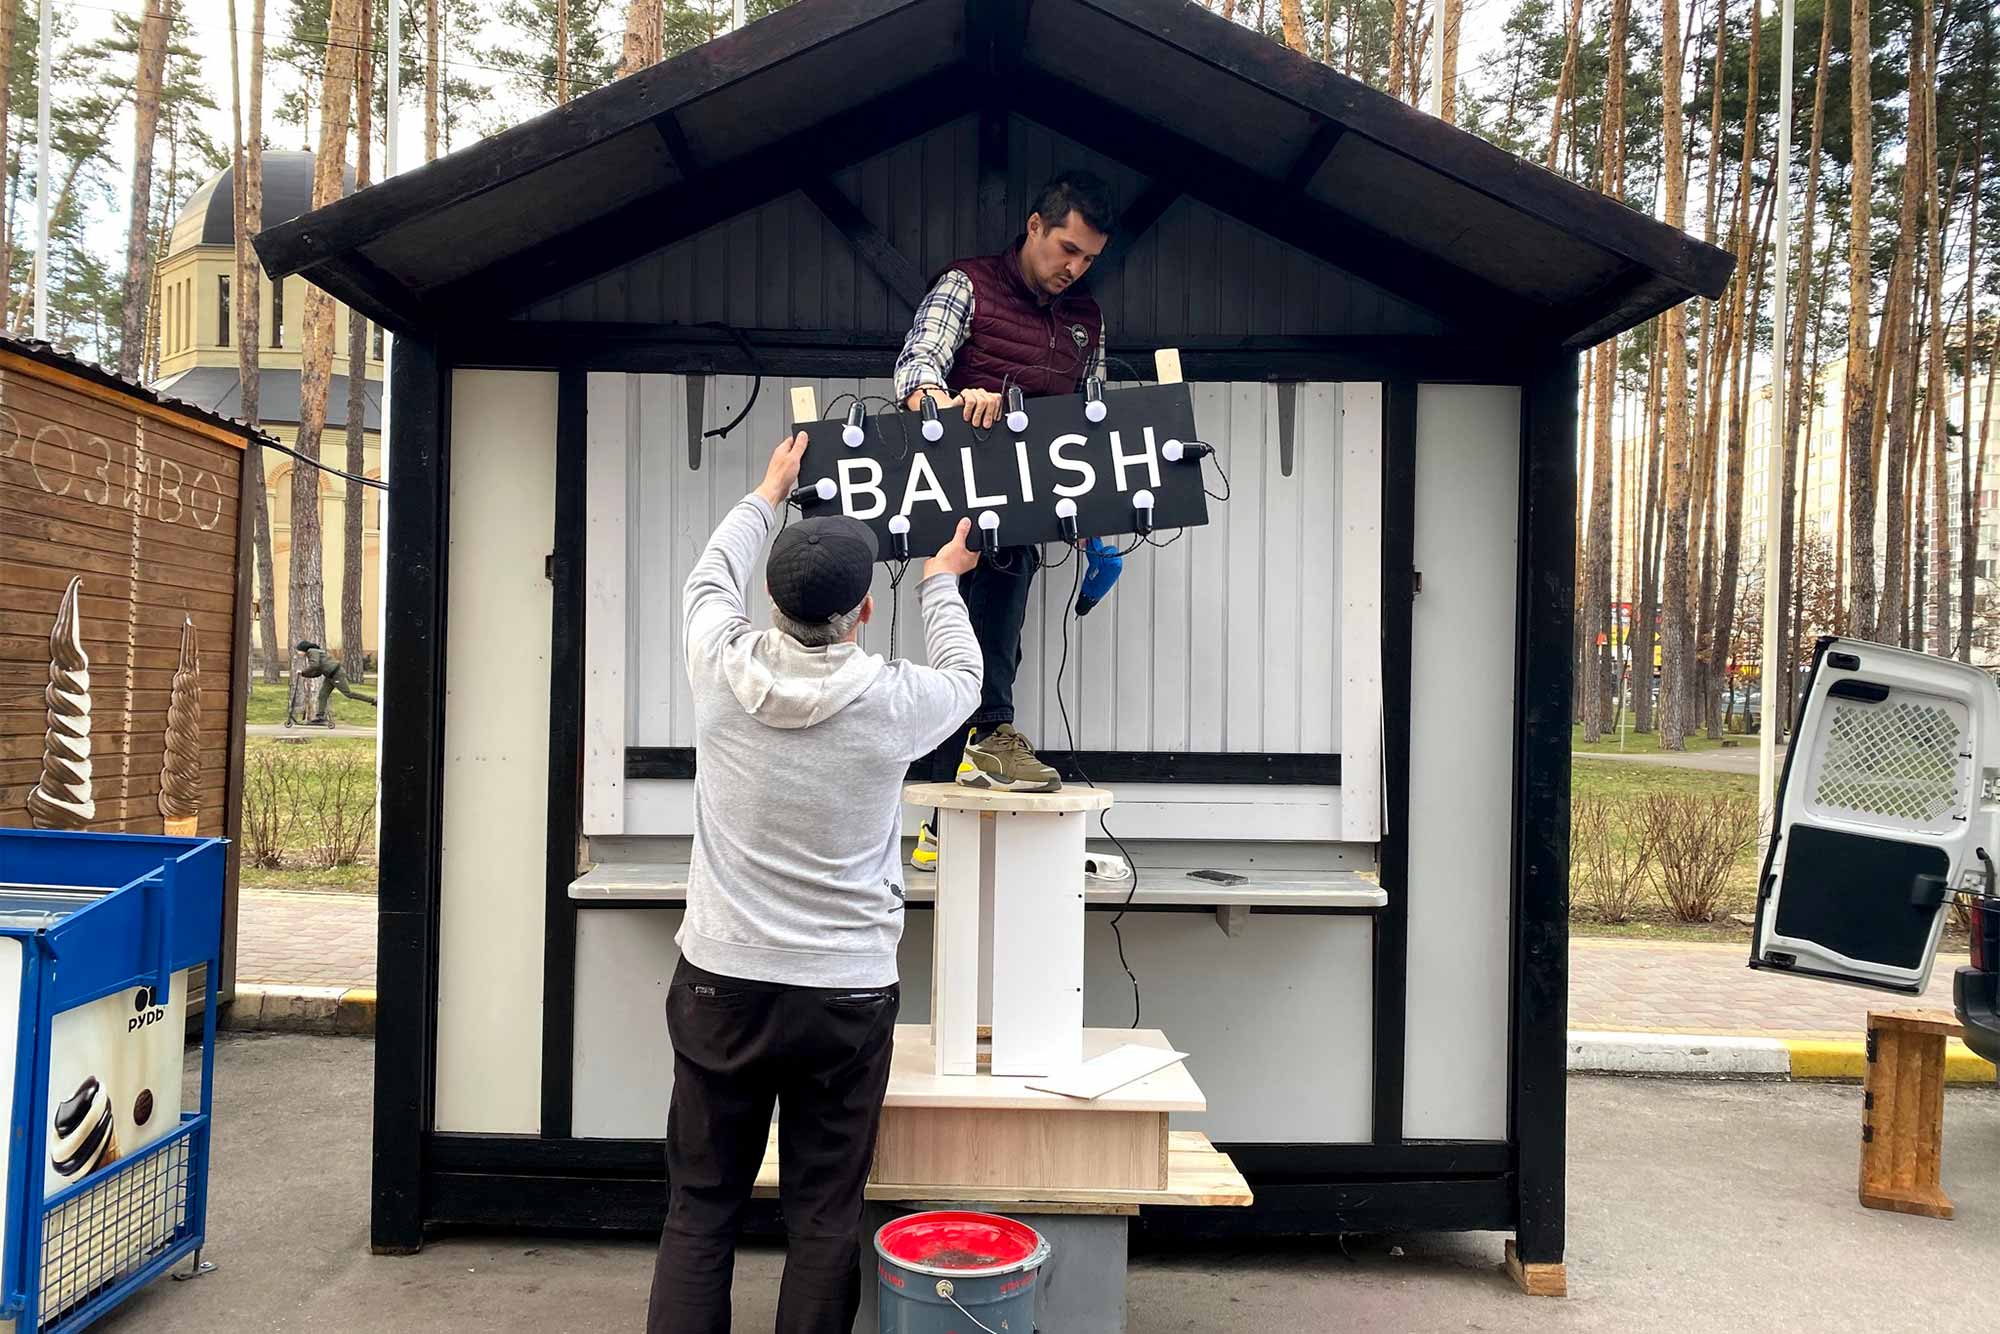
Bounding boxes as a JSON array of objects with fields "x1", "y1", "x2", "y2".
[
  {"x1": 1429, "y1": 4, "x2": 1444, "y2": 116},
  {"x1": 1759, "y1": 0, "x2": 1795, "y2": 844},
  {"x1": 32, "y1": 0, "x2": 52, "y2": 340},
  {"x1": 375, "y1": 0, "x2": 399, "y2": 852}
]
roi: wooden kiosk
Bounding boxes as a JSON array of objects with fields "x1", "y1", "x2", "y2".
[{"x1": 254, "y1": 0, "x2": 1733, "y2": 1297}]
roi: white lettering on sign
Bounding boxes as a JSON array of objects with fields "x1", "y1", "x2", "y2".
[
  {"x1": 1013, "y1": 441, "x2": 1035, "y2": 504},
  {"x1": 837, "y1": 457, "x2": 886, "y2": 520},
  {"x1": 959, "y1": 446, "x2": 1007, "y2": 508},
  {"x1": 1110, "y1": 427, "x2": 1162, "y2": 493},
  {"x1": 901, "y1": 452, "x2": 952, "y2": 514},
  {"x1": 1049, "y1": 435, "x2": 1095, "y2": 498},
  {"x1": 4, "y1": 414, "x2": 230, "y2": 531}
]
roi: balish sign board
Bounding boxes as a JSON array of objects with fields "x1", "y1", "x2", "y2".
[{"x1": 792, "y1": 384, "x2": 1209, "y2": 558}]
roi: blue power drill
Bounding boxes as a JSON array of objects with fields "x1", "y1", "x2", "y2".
[{"x1": 1075, "y1": 537, "x2": 1123, "y2": 617}]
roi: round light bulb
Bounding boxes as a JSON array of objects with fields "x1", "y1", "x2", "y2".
[
  {"x1": 842, "y1": 423, "x2": 865, "y2": 447},
  {"x1": 888, "y1": 514, "x2": 912, "y2": 535},
  {"x1": 1084, "y1": 399, "x2": 1107, "y2": 424},
  {"x1": 1162, "y1": 439, "x2": 1184, "y2": 463},
  {"x1": 978, "y1": 510, "x2": 1001, "y2": 531},
  {"x1": 1133, "y1": 489, "x2": 1155, "y2": 511},
  {"x1": 1004, "y1": 385, "x2": 1028, "y2": 434},
  {"x1": 813, "y1": 477, "x2": 837, "y2": 501},
  {"x1": 1054, "y1": 498, "x2": 1078, "y2": 519},
  {"x1": 1006, "y1": 409, "x2": 1029, "y2": 433},
  {"x1": 921, "y1": 418, "x2": 944, "y2": 442}
]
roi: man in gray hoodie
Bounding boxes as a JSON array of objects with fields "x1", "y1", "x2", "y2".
[{"x1": 648, "y1": 432, "x2": 982, "y2": 1334}]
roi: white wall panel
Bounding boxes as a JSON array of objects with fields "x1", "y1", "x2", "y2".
[
  {"x1": 435, "y1": 370, "x2": 558, "y2": 1135},
  {"x1": 1402, "y1": 384, "x2": 1520, "y2": 1141}
]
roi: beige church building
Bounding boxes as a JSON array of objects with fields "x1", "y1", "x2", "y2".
[{"x1": 152, "y1": 151, "x2": 382, "y2": 662}]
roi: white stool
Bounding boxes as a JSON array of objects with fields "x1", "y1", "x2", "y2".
[{"x1": 904, "y1": 782, "x2": 1114, "y2": 1077}]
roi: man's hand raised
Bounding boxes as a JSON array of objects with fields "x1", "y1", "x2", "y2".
[
  {"x1": 924, "y1": 518, "x2": 979, "y2": 580},
  {"x1": 754, "y1": 431, "x2": 808, "y2": 508}
]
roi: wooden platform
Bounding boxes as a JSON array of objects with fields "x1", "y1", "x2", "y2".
[
  {"x1": 903, "y1": 780, "x2": 1115, "y2": 814},
  {"x1": 752, "y1": 1127, "x2": 1253, "y2": 1209},
  {"x1": 882, "y1": 1025, "x2": 1205, "y2": 1112}
]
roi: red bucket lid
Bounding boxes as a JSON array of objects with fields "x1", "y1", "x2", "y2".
[{"x1": 875, "y1": 1211, "x2": 1043, "y2": 1278}]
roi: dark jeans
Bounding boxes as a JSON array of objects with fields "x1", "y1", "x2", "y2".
[
  {"x1": 960, "y1": 543, "x2": 1040, "y2": 730},
  {"x1": 647, "y1": 960, "x2": 899, "y2": 1334}
]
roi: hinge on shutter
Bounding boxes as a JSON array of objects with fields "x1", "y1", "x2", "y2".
[
  {"x1": 1862, "y1": 1123, "x2": 1874, "y2": 1144},
  {"x1": 1866, "y1": 1029, "x2": 1878, "y2": 1064}
]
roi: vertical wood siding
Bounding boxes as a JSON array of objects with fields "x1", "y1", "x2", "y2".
[
  {"x1": 522, "y1": 117, "x2": 1442, "y2": 339},
  {"x1": 617, "y1": 374, "x2": 1342, "y2": 755}
]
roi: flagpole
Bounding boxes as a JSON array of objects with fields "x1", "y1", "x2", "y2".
[{"x1": 1759, "y1": 0, "x2": 1796, "y2": 844}]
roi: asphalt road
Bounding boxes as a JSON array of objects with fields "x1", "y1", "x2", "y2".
[{"x1": 99, "y1": 1035, "x2": 1998, "y2": 1333}]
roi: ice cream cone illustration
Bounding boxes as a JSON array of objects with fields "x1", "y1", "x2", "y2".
[
  {"x1": 26, "y1": 577, "x2": 94, "y2": 830},
  {"x1": 51, "y1": 1075, "x2": 119, "y2": 1179},
  {"x1": 159, "y1": 616, "x2": 201, "y2": 836}
]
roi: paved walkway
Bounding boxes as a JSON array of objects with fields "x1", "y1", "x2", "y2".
[
  {"x1": 1572, "y1": 744, "x2": 1784, "y2": 775},
  {"x1": 246, "y1": 723, "x2": 378, "y2": 738},
  {"x1": 231, "y1": 888, "x2": 1963, "y2": 1039}
]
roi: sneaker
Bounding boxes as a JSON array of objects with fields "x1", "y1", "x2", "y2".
[
  {"x1": 910, "y1": 822, "x2": 938, "y2": 871},
  {"x1": 957, "y1": 724, "x2": 1062, "y2": 793}
]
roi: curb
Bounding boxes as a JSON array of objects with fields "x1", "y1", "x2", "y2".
[
  {"x1": 222, "y1": 984, "x2": 376, "y2": 1036},
  {"x1": 1569, "y1": 1029, "x2": 1997, "y2": 1083}
]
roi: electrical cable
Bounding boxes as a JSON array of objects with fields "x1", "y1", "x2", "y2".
[
  {"x1": 694, "y1": 322, "x2": 760, "y2": 440},
  {"x1": 1055, "y1": 551, "x2": 1142, "y2": 1029},
  {"x1": 258, "y1": 435, "x2": 389, "y2": 490}
]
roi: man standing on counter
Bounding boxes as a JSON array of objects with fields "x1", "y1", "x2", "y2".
[
  {"x1": 895, "y1": 170, "x2": 1115, "y2": 802},
  {"x1": 647, "y1": 432, "x2": 983, "y2": 1334}
]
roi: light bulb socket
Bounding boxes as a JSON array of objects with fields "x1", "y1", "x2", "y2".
[
  {"x1": 842, "y1": 402, "x2": 867, "y2": 448},
  {"x1": 1083, "y1": 378, "x2": 1107, "y2": 423},
  {"x1": 1055, "y1": 497, "x2": 1080, "y2": 543},
  {"x1": 887, "y1": 515, "x2": 912, "y2": 560},
  {"x1": 1163, "y1": 439, "x2": 1211, "y2": 464},
  {"x1": 920, "y1": 396, "x2": 944, "y2": 442},
  {"x1": 1004, "y1": 385, "x2": 1028, "y2": 434},
  {"x1": 1133, "y1": 489, "x2": 1156, "y2": 536}
]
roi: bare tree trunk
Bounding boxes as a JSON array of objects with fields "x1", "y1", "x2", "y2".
[
  {"x1": 1713, "y1": 168, "x2": 1773, "y2": 739},
  {"x1": 241, "y1": 0, "x2": 278, "y2": 680},
  {"x1": 118, "y1": 0, "x2": 173, "y2": 379},
  {"x1": 1881, "y1": 249, "x2": 1915, "y2": 640},
  {"x1": 1545, "y1": 0, "x2": 1585, "y2": 170},
  {"x1": 1777, "y1": 9, "x2": 1834, "y2": 735},
  {"x1": 426, "y1": 0, "x2": 440, "y2": 160},
  {"x1": 1960, "y1": 24, "x2": 1988, "y2": 661},
  {"x1": 557, "y1": 0, "x2": 571, "y2": 103},
  {"x1": 1636, "y1": 324, "x2": 1665, "y2": 733},
  {"x1": 1438, "y1": 0, "x2": 1462, "y2": 121},
  {"x1": 1922, "y1": 0, "x2": 1951, "y2": 655},
  {"x1": 0, "y1": 0, "x2": 13, "y2": 317},
  {"x1": 1844, "y1": 0, "x2": 1878, "y2": 639},
  {"x1": 1343, "y1": 0, "x2": 1356, "y2": 76},
  {"x1": 1280, "y1": 0, "x2": 1308, "y2": 52},
  {"x1": 292, "y1": 0, "x2": 364, "y2": 658},
  {"x1": 1388, "y1": 0, "x2": 1409, "y2": 99},
  {"x1": 342, "y1": 0, "x2": 374, "y2": 680},
  {"x1": 1661, "y1": 0, "x2": 1694, "y2": 750},
  {"x1": 1583, "y1": 0, "x2": 1629, "y2": 740},
  {"x1": 618, "y1": 0, "x2": 663, "y2": 77}
]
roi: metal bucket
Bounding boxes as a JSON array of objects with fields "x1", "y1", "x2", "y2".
[{"x1": 875, "y1": 1210, "x2": 1051, "y2": 1332}]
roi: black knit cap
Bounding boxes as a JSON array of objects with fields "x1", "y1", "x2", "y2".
[{"x1": 767, "y1": 516, "x2": 879, "y2": 623}]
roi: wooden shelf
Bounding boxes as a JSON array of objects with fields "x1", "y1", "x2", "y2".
[
  {"x1": 883, "y1": 1026, "x2": 1204, "y2": 1112},
  {"x1": 753, "y1": 1127, "x2": 1254, "y2": 1209},
  {"x1": 568, "y1": 862, "x2": 1386, "y2": 910},
  {"x1": 904, "y1": 781, "x2": 1115, "y2": 814}
]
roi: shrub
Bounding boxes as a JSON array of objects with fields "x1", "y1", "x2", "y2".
[
  {"x1": 1570, "y1": 795, "x2": 1654, "y2": 924},
  {"x1": 240, "y1": 747, "x2": 300, "y2": 868},
  {"x1": 1639, "y1": 792, "x2": 1758, "y2": 923}
]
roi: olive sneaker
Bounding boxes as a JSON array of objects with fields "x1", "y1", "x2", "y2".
[
  {"x1": 909, "y1": 822, "x2": 939, "y2": 871},
  {"x1": 957, "y1": 724, "x2": 1062, "y2": 793}
]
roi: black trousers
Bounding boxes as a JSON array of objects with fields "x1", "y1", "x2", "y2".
[
  {"x1": 959, "y1": 544, "x2": 1040, "y2": 730},
  {"x1": 648, "y1": 960, "x2": 899, "y2": 1334}
]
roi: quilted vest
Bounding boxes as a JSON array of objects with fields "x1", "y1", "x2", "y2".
[{"x1": 944, "y1": 242, "x2": 1103, "y2": 399}]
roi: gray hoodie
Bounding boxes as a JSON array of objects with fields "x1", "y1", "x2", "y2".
[{"x1": 678, "y1": 494, "x2": 982, "y2": 987}]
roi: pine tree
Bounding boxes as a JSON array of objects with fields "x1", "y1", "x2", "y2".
[
  {"x1": 343, "y1": 0, "x2": 375, "y2": 679},
  {"x1": 117, "y1": 0, "x2": 171, "y2": 379},
  {"x1": 1661, "y1": 0, "x2": 1695, "y2": 750},
  {"x1": 1844, "y1": 0, "x2": 1878, "y2": 639}
]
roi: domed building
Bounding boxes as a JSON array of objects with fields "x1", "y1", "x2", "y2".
[{"x1": 152, "y1": 151, "x2": 381, "y2": 662}]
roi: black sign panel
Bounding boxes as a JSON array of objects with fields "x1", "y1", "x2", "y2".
[{"x1": 792, "y1": 384, "x2": 1209, "y2": 560}]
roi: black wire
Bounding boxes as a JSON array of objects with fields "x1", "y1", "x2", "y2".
[
  {"x1": 695, "y1": 323, "x2": 760, "y2": 440},
  {"x1": 1055, "y1": 553, "x2": 1142, "y2": 1029},
  {"x1": 259, "y1": 436, "x2": 388, "y2": 491},
  {"x1": 886, "y1": 558, "x2": 911, "y2": 658}
]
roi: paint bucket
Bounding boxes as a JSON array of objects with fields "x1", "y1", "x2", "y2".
[{"x1": 875, "y1": 1210, "x2": 1051, "y2": 1333}]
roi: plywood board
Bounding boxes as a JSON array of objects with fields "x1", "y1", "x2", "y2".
[
  {"x1": 872, "y1": 1105, "x2": 1167, "y2": 1192},
  {"x1": 1027, "y1": 1044, "x2": 1190, "y2": 1100},
  {"x1": 931, "y1": 809, "x2": 982, "y2": 1076},
  {"x1": 989, "y1": 809, "x2": 1086, "y2": 1075},
  {"x1": 752, "y1": 1127, "x2": 1251, "y2": 1208},
  {"x1": 905, "y1": 781, "x2": 1113, "y2": 814},
  {"x1": 582, "y1": 373, "x2": 629, "y2": 837},
  {"x1": 887, "y1": 1025, "x2": 1205, "y2": 1112}
]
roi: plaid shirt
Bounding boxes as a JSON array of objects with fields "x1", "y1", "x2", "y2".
[{"x1": 894, "y1": 268, "x2": 1107, "y2": 402}]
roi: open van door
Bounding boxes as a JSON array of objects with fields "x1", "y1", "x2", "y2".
[{"x1": 1751, "y1": 637, "x2": 1999, "y2": 994}]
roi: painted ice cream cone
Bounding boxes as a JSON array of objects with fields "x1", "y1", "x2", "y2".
[
  {"x1": 51, "y1": 1075, "x2": 118, "y2": 1179},
  {"x1": 159, "y1": 616, "x2": 202, "y2": 836},
  {"x1": 26, "y1": 577, "x2": 94, "y2": 830}
]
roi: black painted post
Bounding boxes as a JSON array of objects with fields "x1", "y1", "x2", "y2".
[
  {"x1": 1373, "y1": 378, "x2": 1417, "y2": 1147},
  {"x1": 541, "y1": 372, "x2": 589, "y2": 1140},
  {"x1": 372, "y1": 338, "x2": 450, "y2": 1254},
  {"x1": 1511, "y1": 352, "x2": 1577, "y2": 1266}
]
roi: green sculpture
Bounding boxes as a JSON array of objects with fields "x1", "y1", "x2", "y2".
[{"x1": 289, "y1": 641, "x2": 377, "y2": 728}]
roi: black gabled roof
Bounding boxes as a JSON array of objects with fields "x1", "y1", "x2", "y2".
[{"x1": 255, "y1": 0, "x2": 1731, "y2": 350}]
